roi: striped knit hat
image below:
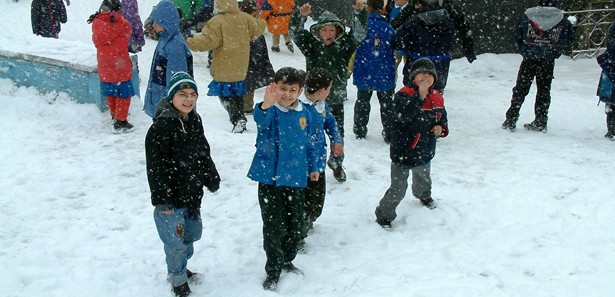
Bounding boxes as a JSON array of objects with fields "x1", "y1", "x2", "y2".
[{"x1": 167, "y1": 72, "x2": 198, "y2": 101}]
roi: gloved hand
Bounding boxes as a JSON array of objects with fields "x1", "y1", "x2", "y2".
[{"x1": 207, "y1": 181, "x2": 220, "y2": 193}]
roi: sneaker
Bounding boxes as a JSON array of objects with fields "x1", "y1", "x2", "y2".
[
  {"x1": 523, "y1": 121, "x2": 547, "y2": 132},
  {"x1": 419, "y1": 197, "x2": 437, "y2": 210},
  {"x1": 327, "y1": 159, "x2": 347, "y2": 182},
  {"x1": 283, "y1": 262, "x2": 303, "y2": 275},
  {"x1": 501, "y1": 119, "x2": 516, "y2": 131},
  {"x1": 271, "y1": 46, "x2": 280, "y2": 52},
  {"x1": 375, "y1": 218, "x2": 392, "y2": 229},
  {"x1": 173, "y1": 282, "x2": 191, "y2": 297},
  {"x1": 232, "y1": 119, "x2": 247, "y2": 133},
  {"x1": 113, "y1": 120, "x2": 134, "y2": 132},
  {"x1": 286, "y1": 42, "x2": 294, "y2": 53},
  {"x1": 262, "y1": 275, "x2": 279, "y2": 291}
]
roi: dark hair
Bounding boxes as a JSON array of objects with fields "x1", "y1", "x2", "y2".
[
  {"x1": 87, "y1": 0, "x2": 122, "y2": 24},
  {"x1": 274, "y1": 67, "x2": 306, "y2": 87},
  {"x1": 304, "y1": 68, "x2": 333, "y2": 94},
  {"x1": 367, "y1": 0, "x2": 384, "y2": 12},
  {"x1": 239, "y1": 0, "x2": 257, "y2": 14}
]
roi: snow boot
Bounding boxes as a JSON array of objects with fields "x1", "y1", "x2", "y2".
[
  {"x1": 606, "y1": 108, "x2": 615, "y2": 140},
  {"x1": 327, "y1": 159, "x2": 346, "y2": 182},
  {"x1": 232, "y1": 119, "x2": 247, "y2": 133},
  {"x1": 283, "y1": 262, "x2": 303, "y2": 275},
  {"x1": 271, "y1": 46, "x2": 280, "y2": 52},
  {"x1": 286, "y1": 42, "x2": 294, "y2": 53},
  {"x1": 113, "y1": 120, "x2": 134, "y2": 132},
  {"x1": 173, "y1": 282, "x2": 191, "y2": 297},
  {"x1": 523, "y1": 120, "x2": 547, "y2": 132},
  {"x1": 419, "y1": 197, "x2": 437, "y2": 210},
  {"x1": 263, "y1": 275, "x2": 279, "y2": 291},
  {"x1": 501, "y1": 119, "x2": 516, "y2": 131},
  {"x1": 375, "y1": 218, "x2": 392, "y2": 229}
]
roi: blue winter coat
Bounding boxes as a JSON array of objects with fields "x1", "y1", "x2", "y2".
[
  {"x1": 389, "y1": 86, "x2": 449, "y2": 168},
  {"x1": 393, "y1": 8, "x2": 455, "y2": 60},
  {"x1": 299, "y1": 94, "x2": 343, "y2": 173},
  {"x1": 247, "y1": 102, "x2": 318, "y2": 188},
  {"x1": 513, "y1": 6, "x2": 575, "y2": 60},
  {"x1": 144, "y1": 0, "x2": 194, "y2": 118},
  {"x1": 353, "y1": 13, "x2": 396, "y2": 91}
]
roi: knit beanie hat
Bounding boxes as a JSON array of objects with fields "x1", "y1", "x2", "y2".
[
  {"x1": 409, "y1": 58, "x2": 437, "y2": 83},
  {"x1": 167, "y1": 72, "x2": 198, "y2": 101},
  {"x1": 100, "y1": 0, "x2": 122, "y2": 12}
]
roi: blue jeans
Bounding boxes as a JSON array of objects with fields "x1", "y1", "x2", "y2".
[{"x1": 153, "y1": 207, "x2": 202, "y2": 287}]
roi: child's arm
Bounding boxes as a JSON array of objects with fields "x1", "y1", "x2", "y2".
[
  {"x1": 145, "y1": 122, "x2": 175, "y2": 208},
  {"x1": 323, "y1": 104, "x2": 344, "y2": 156},
  {"x1": 186, "y1": 22, "x2": 222, "y2": 52},
  {"x1": 306, "y1": 111, "x2": 320, "y2": 181},
  {"x1": 288, "y1": 4, "x2": 312, "y2": 52}
]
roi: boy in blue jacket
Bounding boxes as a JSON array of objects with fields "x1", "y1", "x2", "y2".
[
  {"x1": 375, "y1": 58, "x2": 448, "y2": 229},
  {"x1": 352, "y1": 0, "x2": 396, "y2": 143},
  {"x1": 501, "y1": 0, "x2": 575, "y2": 132},
  {"x1": 143, "y1": 0, "x2": 194, "y2": 118},
  {"x1": 298, "y1": 68, "x2": 343, "y2": 239},
  {"x1": 247, "y1": 67, "x2": 319, "y2": 291}
]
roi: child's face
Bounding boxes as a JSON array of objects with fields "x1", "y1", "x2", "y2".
[
  {"x1": 318, "y1": 24, "x2": 340, "y2": 46},
  {"x1": 152, "y1": 21, "x2": 164, "y2": 33},
  {"x1": 395, "y1": 0, "x2": 409, "y2": 6},
  {"x1": 275, "y1": 82, "x2": 303, "y2": 108},
  {"x1": 172, "y1": 87, "x2": 198, "y2": 116},
  {"x1": 414, "y1": 72, "x2": 435, "y2": 88},
  {"x1": 316, "y1": 81, "x2": 333, "y2": 102}
]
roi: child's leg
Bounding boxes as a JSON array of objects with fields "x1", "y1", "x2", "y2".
[
  {"x1": 280, "y1": 186, "x2": 305, "y2": 263},
  {"x1": 219, "y1": 96, "x2": 247, "y2": 125},
  {"x1": 258, "y1": 183, "x2": 286, "y2": 278},
  {"x1": 606, "y1": 104, "x2": 615, "y2": 137},
  {"x1": 272, "y1": 34, "x2": 280, "y2": 48},
  {"x1": 284, "y1": 34, "x2": 294, "y2": 53},
  {"x1": 153, "y1": 207, "x2": 194, "y2": 287},
  {"x1": 376, "y1": 89, "x2": 395, "y2": 142},
  {"x1": 303, "y1": 174, "x2": 326, "y2": 237},
  {"x1": 106, "y1": 96, "x2": 117, "y2": 119},
  {"x1": 533, "y1": 59, "x2": 555, "y2": 126},
  {"x1": 505, "y1": 58, "x2": 539, "y2": 123},
  {"x1": 243, "y1": 91, "x2": 255, "y2": 113},
  {"x1": 283, "y1": 33, "x2": 292, "y2": 44},
  {"x1": 353, "y1": 89, "x2": 373, "y2": 139},
  {"x1": 375, "y1": 162, "x2": 411, "y2": 222},
  {"x1": 114, "y1": 97, "x2": 132, "y2": 121},
  {"x1": 329, "y1": 103, "x2": 345, "y2": 138},
  {"x1": 432, "y1": 58, "x2": 451, "y2": 92},
  {"x1": 411, "y1": 163, "x2": 432, "y2": 200}
]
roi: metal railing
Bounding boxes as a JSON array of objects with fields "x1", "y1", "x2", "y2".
[{"x1": 565, "y1": 8, "x2": 615, "y2": 58}]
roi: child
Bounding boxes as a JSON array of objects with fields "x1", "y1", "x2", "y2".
[
  {"x1": 393, "y1": 0, "x2": 455, "y2": 91},
  {"x1": 31, "y1": 0, "x2": 69, "y2": 39},
  {"x1": 501, "y1": 0, "x2": 575, "y2": 132},
  {"x1": 187, "y1": 0, "x2": 266, "y2": 133},
  {"x1": 298, "y1": 68, "x2": 343, "y2": 239},
  {"x1": 145, "y1": 72, "x2": 220, "y2": 297},
  {"x1": 289, "y1": 3, "x2": 359, "y2": 182},
  {"x1": 374, "y1": 58, "x2": 449, "y2": 229},
  {"x1": 247, "y1": 67, "x2": 319, "y2": 291},
  {"x1": 88, "y1": 0, "x2": 135, "y2": 132},
  {"x1": 120, "y1": 0, "x2": 146, "y2": 53},
  {"x1": 597, "y1": 19, "x2": 615, "y2": 140},
  {"x1": 144, "y1": 0, "x2": 194, "y2": 118},
  {"x1": 260, "y1": 0, "x2": 295, "y2": 53},
  {"x1": 241, "y1": 0, "x2": 276, "y2": 114},
  {"x1": 352, "y1": 0, "x2": 396, "y2": 143}
]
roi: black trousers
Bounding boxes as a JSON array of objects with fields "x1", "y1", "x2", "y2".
[
  {"x1": 258, "y1": 183, "x2": 305, "y2": 278},
  {"x1": 303, "y1": 173, "x2": 326, "y2": 237},
  {"x1": 505, "y1": 58, "x2": 555, "y2": 125},
  {"x1": 353, "y1": 89, "x2": 394, "y2": 139},
  {"x1": 220, "y1": 96, "x2": 246, "y2": 125}
]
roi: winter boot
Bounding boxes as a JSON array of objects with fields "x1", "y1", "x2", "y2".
[
  {"x1": 271, "y1": 45, "x2": 280, "y2": 52},
  {"x1": 327, "y1": 159, "x2": 346, "y2": 182},
  {"x1": 419, "y1": 197, "x2": 436, "y2": 210},
  {"x1": 523, "y1": 120, "x2": 547, "y2": 132},
  {"x1": 232, "y1": 119, "x2": 247, "y2": 133},
  {"x1": 113, "y1": 120, "x2": 134, "y2": 132},
  {"x1": 286, "y1": 42, "x2": 294, "y2": 53},
  {"x1": 606, "y1": 108, "x2": 615, "y2": 139},
  {"x1": 375, "y1": 218, "x2": 392, "y2": 229},
  {"x1": 262, "y1": 275, "x2": 279, "y2": 291},
  {"x1": 172, "y1": 282, "x2": 191, "y2": 297},
  {"x1": 501, "y1": 118, "x2": 516, "y2": 131},
  {"x1": 283, "y1": 262, "x2": 303, "y2": 275}
]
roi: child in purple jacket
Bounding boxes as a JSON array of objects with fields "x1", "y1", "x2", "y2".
[{"x1": 121, "y1": 0, "x2": 145, "y2": 53}]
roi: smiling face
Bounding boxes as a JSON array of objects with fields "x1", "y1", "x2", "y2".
[
  {"x1": 414, "y1": 72, "x2": 435, "y2": 88},
  {"x1": 171, "y1": 87, "x2": 198, "y2": 117},
  {"x1": 276, "y1": 82, "x2": 303, "y2": 108},
  {"x1": 318, "y1": 24, "x2": 340, "y2": 46}
]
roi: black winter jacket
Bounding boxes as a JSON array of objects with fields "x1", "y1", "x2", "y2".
[
  {"x1": 145, "y1": 99, "x2": 220, "y2": 210},
  {"x1": 390, "y1": 86, "x2": 448, "y2": 167},
  {"x1": 31, "y1": 0, "x2": 67, "y2": 38}
]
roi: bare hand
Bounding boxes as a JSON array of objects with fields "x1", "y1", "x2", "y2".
[
  {"x1": 299, "y1": 3, "x2": 312, "y2": 16},
  {"x1": 432, "y1": 125, "x2": 443, "y2": 136},
  {"x1": 310, "y1": 172, "x2": 320, "y2": 181},
  {"x1": 332, "y1": 143, "x2": 343, "y2": 156},
  {"x1": 261, "y1": 83, "x2": 279, "y2": 110}
]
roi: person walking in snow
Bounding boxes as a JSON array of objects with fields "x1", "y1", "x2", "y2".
[
  {"x1": 289, "y1": 3, "x2": 359, "y2": 182},
  {"x1": 596, "y1": 20, "x2": 615, "y2": 140},
  {"x1": 501, "y1": 0, "x2": 575, "y2": 132},
  {"x1": 187, "y1": 0, "x2": 266, "y2": 133},
  {"x1": 352, "y1": 0, "x2": 396, "y2": 143},
  {"x1": 260, "y1": 0, "x2": 295, "y2": 53},
  {"x1": 145, "y1": 72, "x2": 220, "y2": 297},
  {"x1": 31, "y1": 0, "x2": 69, "y2": 39},
  {"x1": 143, "y1": 0, "x2": 194, "y2": 119},
  {"x1": 120, "y1": 0, "x2": 145, "y2": 53},
  {"x1": 298, "y1": 68, "x2": 343, "y2": 241},
  {"x1": 247, "y1": 67, "x2": 318, "y2": 291},
  {"x1": 375, "y1": 58, "x2": 449, "y2": 229},
  {"x1": 89, "y1": 0, "x2": 135, "y2": 132}
]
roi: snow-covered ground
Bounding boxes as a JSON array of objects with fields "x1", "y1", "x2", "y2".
[{"x1": 1, "y1": 1, "x2": 614, "y2": 296}]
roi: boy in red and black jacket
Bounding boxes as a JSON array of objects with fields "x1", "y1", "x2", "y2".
[{"x1": 375, "y1": 58, "x2": 448, "y2": 229}]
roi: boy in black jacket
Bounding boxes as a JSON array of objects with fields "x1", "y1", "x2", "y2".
[
  {"x1": 145, "y1": 72, "x2": 220, "y2": 297},
  {"x1": 375, "y1": 58, "x2": 448, "y2": 229}
]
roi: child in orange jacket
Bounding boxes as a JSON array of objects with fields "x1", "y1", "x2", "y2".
[{"x1": 260, "y1": 0, "x2": 295, "y2": 53}]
